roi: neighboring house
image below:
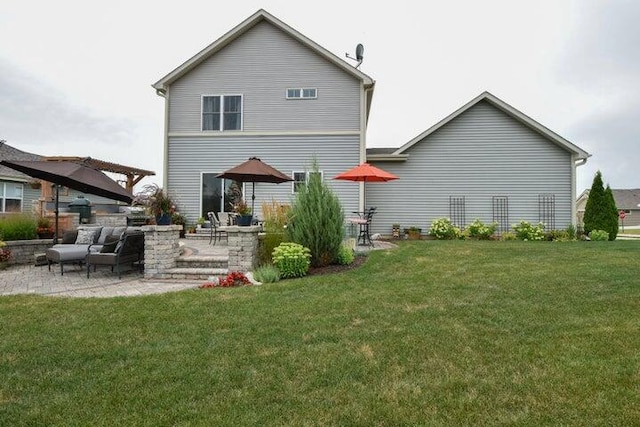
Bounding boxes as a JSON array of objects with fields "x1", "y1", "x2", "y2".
[
  {"x1": 365, "y1": 92, "x2": 590, "y2": 235},
  {"x1": 0, "y1": 141, "x2": 42, "y2": 214},
  {"x1": 153, "y1": 10, "x2": 590, "y2": 235},
  {"x1": 577, "y1": 189, "x2": 640, "y2": 227},
  {"x1": 152, "y1": 9, "x2": 375, "y2": 223}
]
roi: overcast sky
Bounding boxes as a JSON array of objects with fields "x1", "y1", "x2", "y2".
[{"x1": 1, "y1": 0, "x2": 638, "y2": 193}]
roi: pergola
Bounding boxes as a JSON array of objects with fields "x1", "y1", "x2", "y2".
[{"x1": 43, "y1": 156, "x2": 155, "y2": 192}]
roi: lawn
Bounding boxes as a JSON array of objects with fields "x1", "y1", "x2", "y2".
[{"x1": 1, "y1": 241, "x2": 639, "y2": 426}]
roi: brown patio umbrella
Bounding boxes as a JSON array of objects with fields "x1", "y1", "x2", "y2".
[
  {"x1": 0, "y1": 159, "x2": 133, "y2": 242},
  {"x1": 216, "y1": 157, "x2": 292, "y2": 215}
]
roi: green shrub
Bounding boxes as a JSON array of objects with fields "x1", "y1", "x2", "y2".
[
  {"x1": 429, "y1": 217, "x2": 460, "y2": 240},
  {"x1": 566, "y1": 224, "x2": 577, "y2": 240},
  {"x1": 501, "y1": 231, "x2": 517, "y2": 241},
  {"x1": 0, "y1": 214, "x2": 37, "y2": 241},
  {"x1": 512, "y1": 220, "x2": 546, "y2": 241},
  {"x1": 253, "y1": 265, "x2": 281, "y2": 283},
  {"x1": 589, "y1": 229, "x2": 609, "y2": 241},
  {"x1": 547, "y1": 229, "x2": 571, "y2": 242},
  {"x1": 467, "y1": 218, "x2": 497, "y2": 240},
  {"x1": 272, "y1": 242, "x2": 311, "y2": 279},
  {"x1": 258, "y1": 232, "x2": 287, "y2": 266},
  {"x1": 287, "y1": 160, "x2": 344, "y2": 267},
  {"x1": 336, "y1": 243, "x2": 355, "y2": 265},
  {"x1": 583, "y1": 171, "x2": 618, "y2": 240}
]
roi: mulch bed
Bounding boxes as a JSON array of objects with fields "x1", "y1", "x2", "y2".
[{"x1": 307, "y1": 255, "x2": 367, "y2": 276}]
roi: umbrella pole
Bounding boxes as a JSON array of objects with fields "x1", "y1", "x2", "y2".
[
  {"x1": 251, "y1": 182, "x2": 256, "y2": 218},
  {"x1": 54, "y1": 184, "x2": 59, "y2": 244}
]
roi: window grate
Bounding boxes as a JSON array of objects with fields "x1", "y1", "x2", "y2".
[
  {"x1": 449, "y1": 196, "x2": 466, "y2": 229},
  {"x1": 538, "y1": 194, "x2": 556, "y2": 229},
  {"x1": 492, "y1": 196, "x2": 509, "y2": 233}
]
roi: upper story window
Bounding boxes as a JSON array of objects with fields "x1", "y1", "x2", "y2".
[
  {"x1": 0, "y1": 182, "x2": 23, "y2": 213},
  {"x1": 286, "y1": 88, "x2": 317, "y2": 100},
  {"x1": 202, "y1": 95, "x2": 242, "y2": 131},
  {"x1": 292, "y1": 170, "x2": 323, "y2": 193}
]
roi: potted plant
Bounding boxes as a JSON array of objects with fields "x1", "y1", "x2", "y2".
[
  {"x1": 171, "y1": 212, "x2": 187, "y2": 238},
  {"x1": 234, "y1": 199, "x2": 253, "y2": 226},
  {"x1": 135, "y1": 184, "x2": 175, "y2": 225},
  {"x1": 196, "y1": 217, "x2": 205, "y2": 229},
  {"x1": 392, "y1": 223, "x2": 400, "y2": 239},
  {"x1": 36, "y1": 216, "x2": 54, "y2": 239},
  {"x1": 408, "y1": 226, "x2": 422, "y2": 240}
]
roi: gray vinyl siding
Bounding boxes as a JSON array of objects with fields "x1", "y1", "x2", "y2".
[
  {"x1": 167, "y1": 135, "x2": 360, "y2": 224},
  {"x1": 366, "y1": 101, "x2": 574, "y2": 235},
  {"x1": 168, "y1": 21, "x2": 361, "y2": 133}
]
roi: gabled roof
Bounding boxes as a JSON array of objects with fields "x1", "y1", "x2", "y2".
[
  {"x1": 579, "y1": 188, "x2": 640, "y2": 210},
  {"x1": 391, "y1": 91, "x2": 591, "y2": 160},
  {"x1": 0, "y1": 141, "x2": 41, "y2": 181},
  {"x1": 152, "y1": 9, "x2": 375, "y2": 91}
]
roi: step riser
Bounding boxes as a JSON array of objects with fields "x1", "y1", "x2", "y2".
[
  {"x1": 176, "y1": 260, "x2": 228, "y2": 269},
  {"x1": 160, "y1": 267, "x2": 228, "y2": 281}
]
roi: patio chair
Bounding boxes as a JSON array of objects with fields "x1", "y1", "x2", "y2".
[
  {"x1": 351, "y1": 207, "x2": 376, "y2": 246},
  {"x1": 207, "y1": 212, "x2": 226, "y2": 245}
]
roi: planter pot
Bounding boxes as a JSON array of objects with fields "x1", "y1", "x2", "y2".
[
  {"x1": 408, "y1": 230, "x2": 421, "y2": 240},
  {"x1": 155, "y1": 213, "x2": 172, "y2": 225},
  {"x1": 236, "y1": 215, "x2": 253, "y2": 226}
]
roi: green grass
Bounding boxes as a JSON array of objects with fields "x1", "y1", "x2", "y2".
[{"x1": 2, "y1": 241, "x2": 640, "y2": 425}]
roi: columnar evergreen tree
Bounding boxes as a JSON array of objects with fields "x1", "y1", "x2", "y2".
[
  {"x1": 604, "y1": 185, "x2": 619, "y2": 240},
  {"x1": 287, "y1": 160, "x2": 344, "y2": 267},
  {"x1": 583, "y1": 171, "x2": 618, "y2": 239}
]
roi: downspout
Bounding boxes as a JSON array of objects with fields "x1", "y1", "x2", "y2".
[
  {"x1": 154, "y1": 87, "x2": 170, "y2": 190},
  {"x1": 359, "y1": 84, "x2": 374, "y2": 212},
  {"x1": 572, "y1": 156, "x2": 589, "y2": 227}
]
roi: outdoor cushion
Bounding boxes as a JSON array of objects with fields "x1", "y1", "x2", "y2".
[
  {"x1": 75, "y1": 228, "x2": 99, "y2": 244},
  {"x1": 61, "y1": 230, "x2": 78, "y2": 244},
  {"x1": 97, "y1": 226, "x2": 115, "y2": 244},
  {"x1": 100, "y1": 235, "x2": 120, "y2": 253},
  {"x1": 112, "y1": 226, "x2": 127, "y2": 237}
]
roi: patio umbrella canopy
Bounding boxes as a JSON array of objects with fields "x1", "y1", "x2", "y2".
[
  {"x1": 217, "y1": 157, "x2": 292, "y2": 215},
  {"x1": 0, "y1": 159, "x2": 133, "y2": 242},
  {"x1": 333, "y1": 163, "x2": 399, "y2": 182}
]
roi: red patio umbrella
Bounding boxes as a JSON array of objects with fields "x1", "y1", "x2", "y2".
[{"x1": 333, "y1": 163, "x2": 399, "y2": 182}]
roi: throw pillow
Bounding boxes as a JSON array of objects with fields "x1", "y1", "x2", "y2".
[
  {"x1": 100, "y1": 235, "x2": 121, "y2": 253},
  {"x1": 61, "y1": 230, "x2": 78, "y2": 244},
  {"x1": 75, "y1": 228, "x2": 98, "y2": 245},
  {"x1": 97, "y1": 226, "x2": 115, "y2": 244}
]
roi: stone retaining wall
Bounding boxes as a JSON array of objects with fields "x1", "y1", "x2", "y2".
[
  {"x1": 142, "y1": 225, "x2": 182, "y2": 279},
  {"x1": 226, "y1": 225, "x2": 260, "y2": 272},
  {"x1": 5, "y1": 240, "x2": 54, "y2": 265},
  {"x1": 94, "y1": 213, "x2": 127, "y2": 227}
]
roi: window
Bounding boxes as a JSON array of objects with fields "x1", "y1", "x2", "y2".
[
  {"x1": 202, "y1": 95, "x2": 242, "y2": 131},
  {"x1": 0, "y1": 182, "x2": 23, "y2": 212},
  {"x1": 292, "y1": 171, "x2": 323, "y2": 193},
  {"x1": 286, "y1": 88, "x2": 317, "y2": 99}
]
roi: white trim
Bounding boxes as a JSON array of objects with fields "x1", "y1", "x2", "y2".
[
  {"x1": 285, "y1": 88, "x2": 318, "y2": 99},
  {"x1": 0, "y1": 181, "x2": 24, "y2": 213},
  {"x1": 152, "y1": 9, "x2": 374, "y2": 91},
  {"x1": 395, "y1": 91, "x2": 591, "y2": 160},
  {"x1": 291, "y1": 170, "x2": 324, "y2": 194},
  {"x1": 201, "y1": 94, "x2": 244, "y2": 132},
  {"x1": 169, "y1": 130, "x2": 360, "y2": 138}
]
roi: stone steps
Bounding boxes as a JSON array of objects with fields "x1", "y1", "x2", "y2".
[
  {"x1": 159, "y1": 267, "x2": 229, "y2": 281},
  {"x1": 176, "y1": 255, "x2": 228, "y2": 269}
]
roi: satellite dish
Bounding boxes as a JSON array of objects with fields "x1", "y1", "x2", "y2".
[
  {"x1": 345, "y1": 43, "x2": 365, "y2": 68},
  {"x1": 355, "y1": 44, "x2": 364, "y2": 62}
]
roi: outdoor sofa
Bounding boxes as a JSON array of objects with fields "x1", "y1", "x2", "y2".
[{"x1": 46, "y1": 226, "x2": 142, "y2": 275}]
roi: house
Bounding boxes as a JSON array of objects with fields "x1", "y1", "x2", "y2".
[
  {"x1": 153, "y1": 10, "x2": 589, "y2": 235},
  {"x1": 577, "y1": 189, "x2": 640, "y2": 227},
  {"x1": 152, "y1": 9, "x2": 375, "y2": 223},
  {"x1": 0, "y1": 141, "x2": 42, "y2": 214},
  {"x1": 365, "y1": 92, "x2": 590, "y2": 235}
]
